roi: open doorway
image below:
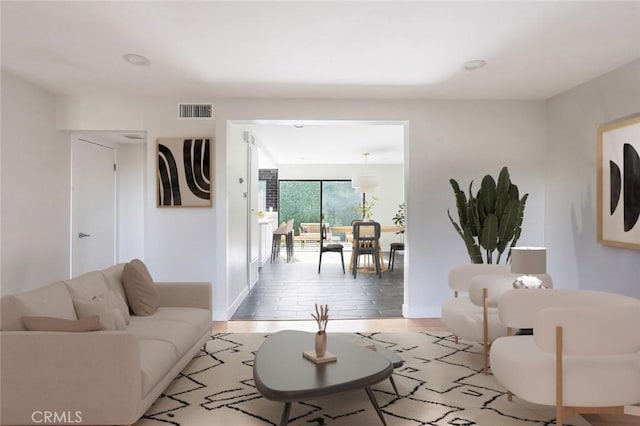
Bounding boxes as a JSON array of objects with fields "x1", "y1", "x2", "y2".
[{"x1": 227, "y1": 120, "x2": 406, "y2": 320}]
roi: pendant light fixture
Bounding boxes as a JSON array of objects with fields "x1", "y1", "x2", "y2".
[{"x1": 352, "y1": 152, "x2": 379, "y2": 193}]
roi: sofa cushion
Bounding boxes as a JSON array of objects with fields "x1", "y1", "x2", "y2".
[
  {"x1": 22, "y1": 315, "x2": 101, "y2": 332},
  {"x1": 101, "y1": 263, "x2": 128, "y2": 305},
  {"x1": 129, "y1": 307, "x2": 211, "y2": 335},
  {"x1": 73, "y1": 298, "x2": 126, "y2": 331},
  {"x1": 64, "y1": 271, "x2": 109, "y2": 300},
  {"x1": 122, "y1": 259, "x2": 159, "y2": 316},
  {"x1": 108, "y1": 289, "x2": 131, "y2": 324},
  {"x1": 96, "y1": 289, "x2": 130, "y2": 325},
  {"x1": 139, "y1": 338, "x2": 178, "y2": 397},
  {"x1": 66, "y1": 271, "x2": 131, "y2": 324},
  {"x1": 1, "y1": 295, "x2": 26, "y2": 331},
  {"x1": 13, "y1": 282, "x2": 77, "y2": 322},
  {"x1": 127, "y1": 316, "x2": 205, "y2": 358}
]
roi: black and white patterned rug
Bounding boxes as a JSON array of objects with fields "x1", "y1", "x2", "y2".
[{"x1": 136, "y1": 332, "x2": 588, "y2": 426}]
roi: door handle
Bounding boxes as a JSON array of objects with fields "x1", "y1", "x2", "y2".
[{"x1": 78, "y1": 232, "x2": 91, "y2": 238}]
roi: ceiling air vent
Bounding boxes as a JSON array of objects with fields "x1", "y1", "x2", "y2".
[
  {"x1": 178, "y1": 103, "x2": 213, "y2": 119},
  {"x1": 121, "y1": 133, "x2": 144, "y2": 140}
]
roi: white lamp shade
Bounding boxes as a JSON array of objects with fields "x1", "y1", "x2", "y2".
[
  {"x1": 352, "y1": 174, "x2": 379, "y2": 189},
  {"x1": 510, "y1": 247, "x2": 546, "y2": 275}
]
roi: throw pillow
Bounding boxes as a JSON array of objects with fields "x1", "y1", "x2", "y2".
[
  {"x1": 72, "y1": 298, "x2": 127, "y2": 331},
  {"x1": 22, "y1": 315, "x2": 101, "y2": 332},
  {"x1": 101, "y1": 288, "x2": 131, "y2": 325},
  {"x1": 122, "y1": 259, "x2": 159, "y2": 316}
]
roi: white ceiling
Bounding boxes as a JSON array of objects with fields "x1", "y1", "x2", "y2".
[
  {"x1": 2, "y1": 1, "x2": 639, "y2": 165},
  {"x1": 2, "y1": 1, "x2": 639, "y2": 101},
  {"x1": 250, "y1": 122, "x2": 405, "y2": 165}
]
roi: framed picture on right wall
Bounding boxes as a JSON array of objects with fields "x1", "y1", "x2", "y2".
[{"x1": 597, "y1": 114, "x2": 640, "y2": 249}]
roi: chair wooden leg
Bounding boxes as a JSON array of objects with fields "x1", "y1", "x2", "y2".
[
  {"x1": 454, "y1": 335, "x2": 458, "y2": 344},
  {"x1": 556, "y1": 326, "x2": 563, "y2": 426},
  {"x1": 507, "y1": 391, "x2": 512, "y2": 402},
  {"x1": 556, "y1": 406, "x2": 563, "y2": 426},
  {"x1": 482, "y1": 287, "x2": 489, "y2": 375},
  {"x1": 340, "y1": 250, "x2": 345, "y2": 274},
  {"x1": 318, "y1": 251, "x2": 322, "y2": 273}
]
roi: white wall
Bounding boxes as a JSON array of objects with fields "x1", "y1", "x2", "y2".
[
  {"x1": 215, "y1": 99, "x2": 547, "y2": 318},
  {"x1": 116, "y1": 143, "x2": 146, "y2": 263},
  {"x1": 141, "y1": 99, "x2": 216, "y2": 285},
  {"x1": 545, "y1": 59, "x2": 640, "y2": 297},
  {"x1": 13, "y1": 64, "x2": 640, "y2": 318},
  {"x1": 56, "y1": 95, "x2": 144, "y2": 131},
  {"x1": 8, "y1": 81, "x2": 549, "y2": 319},
  {"x1": 1, "y1": 72, "x2": 70, "y2": 295}
]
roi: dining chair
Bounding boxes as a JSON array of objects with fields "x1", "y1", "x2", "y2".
[
  {"x1": 271, "y1": 222, "x2": 288, "y2": 262},
  {"x1": 284, "y1": 219, "x2": 294, "y2": 261},
  {"x1": 271, "y1": 219, "x2": 294, "y2": 262},
  {"x1": 318, "y1": 224, "x2": 345, "y2": 273},
  {"x1": 352, "y1": 221, "x2": 382, "y2": 279},
  {"x1": 388, "y1": 242, "x2": 404, "y2": 271}
]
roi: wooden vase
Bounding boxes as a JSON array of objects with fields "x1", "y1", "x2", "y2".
[{"x1": 315, "y1": 331, "x2": 327, "y2": 357}]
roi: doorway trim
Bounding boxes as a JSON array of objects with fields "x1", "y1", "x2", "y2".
[{"x1": 225, "y1": 119, "x2": 409, "y2": 320}]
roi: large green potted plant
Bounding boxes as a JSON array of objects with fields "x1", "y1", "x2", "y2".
[{"x1": 447, "y1": 167, "x2": 528, "y2": 264}]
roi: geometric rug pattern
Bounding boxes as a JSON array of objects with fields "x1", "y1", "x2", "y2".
[{"x1": 135, "y1": 332, "x2": 589, "y2": 425}]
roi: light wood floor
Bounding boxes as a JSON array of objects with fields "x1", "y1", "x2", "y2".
[
  {"x1": 213, "y1": 317, "x2": 442, "y2": 333},
  {"x1": 212, "y1": 318, "x2": 638, "y2": 425}
]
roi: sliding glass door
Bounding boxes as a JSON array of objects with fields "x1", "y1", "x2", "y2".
[
  {"x1": 322, "y1": 181, "x2": 360, "y2": 241},
  {"x1": 279, "y1": 180, "x2": 360, "y2": 241},
  {"x1": 279, "y1": 181, "x2": 321, "y2": 233}
]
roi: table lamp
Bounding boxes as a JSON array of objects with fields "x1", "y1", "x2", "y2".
[{"x1": 510, "y1": 247, "x2": 547, "y2": 289}]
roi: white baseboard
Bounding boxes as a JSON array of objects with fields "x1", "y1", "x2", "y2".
[
  {"x1": 226, "y1": 287, "x2": 249, "y2": 320},
  {"x1": 402, "y1": 303, "x2": 441, "y2": 318},
  {"x1": 213, "y1": 310, "x2": 228, "y2": 321}
]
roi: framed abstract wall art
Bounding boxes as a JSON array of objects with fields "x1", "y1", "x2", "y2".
[
  {"x1": 157, "y1": 137, "x2": 213, "y2": 207},
  {"x1": 597, "y1": 115, "x2": 640, "y2": 249}
]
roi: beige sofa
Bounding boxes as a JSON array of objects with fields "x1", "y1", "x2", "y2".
[
  {"x1": 0, "y1": 263, "x2": 212, "y2": 426},
  {"x1": 298, "y1": 222, "x2": 333, "y2": 247}
]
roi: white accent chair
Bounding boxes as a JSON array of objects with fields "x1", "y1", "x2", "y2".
[
  {"x1": 490, "y1": 289, "x2": 640, "y2": 425},
  {"x1": 442, "y1": 264, "x2": 552, "y2": 374}
]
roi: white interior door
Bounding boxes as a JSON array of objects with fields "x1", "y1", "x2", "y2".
[{"x1": 72, "y1": 138, "x2": 116, "y2": 277}]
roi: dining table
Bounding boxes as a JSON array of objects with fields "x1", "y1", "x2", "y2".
[
  {"x1": 330, "y1": 224, "x2": 403, "y2": 274},
  {"x1": 330, "y1": 225, "x2": 403, "y2": 234}
]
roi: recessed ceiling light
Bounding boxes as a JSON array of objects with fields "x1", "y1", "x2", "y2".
[
  {"x1": 462, "y1": 59, "x2": 487, "y2": 71},
  {"x1": 294, "y1": 124, "x2": 304, "y2": 129},
  {"x1": 123, "y1": 53, "x2": 151, "y2": 66}
]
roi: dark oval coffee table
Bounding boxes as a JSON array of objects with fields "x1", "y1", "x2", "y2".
[{"x1": 253, "y1": 330, "x2": 394, "y2": 425}]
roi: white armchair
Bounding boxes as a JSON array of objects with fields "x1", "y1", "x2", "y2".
[
  {"x1": 441, "y1": 264, "x2": 552, "y2": 374},
  {"x1": 490, "y1": 289, "x2": 640, "y2": 425}
]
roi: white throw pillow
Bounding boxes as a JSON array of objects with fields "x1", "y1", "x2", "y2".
[
  {"x1": 101, "y1": 288, "x2": 131, "y2": 325},
  {"x1": 73, "y1": 298, "x2": 126, "y2": 331}
]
